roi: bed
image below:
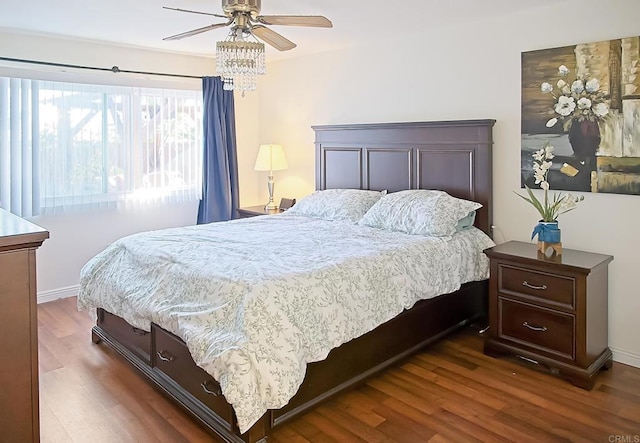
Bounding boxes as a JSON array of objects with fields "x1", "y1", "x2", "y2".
[{"x1": 80, "y1": 119, "x2": 495, "y2": 442}]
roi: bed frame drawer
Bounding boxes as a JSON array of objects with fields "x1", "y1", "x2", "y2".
[
  {"x1": 152, "y1": 325, "x2": 235, "y2": 428},
  {"x1": 97, "y1": 309, "x2": 151, "y2": 364}
]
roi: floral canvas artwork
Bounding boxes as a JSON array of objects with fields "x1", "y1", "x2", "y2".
[{"x1": 521, "y1": 36, "x2": 640, "y2": 195}]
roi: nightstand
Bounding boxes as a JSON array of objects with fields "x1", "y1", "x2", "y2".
[
  {"x1": 483, "y1": 240, "x2": 613, "y2": 389},
  {"x1": 236, "y1": 205, "x2": 281, "y2": 218}
]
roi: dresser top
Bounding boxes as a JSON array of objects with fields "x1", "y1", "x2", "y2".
[
  {"x1": 484, "y1": 240, "x2": 613, "y2": 273},
  {"x1": 0, "y1": 209, "x2": 49, "y2": 250}
]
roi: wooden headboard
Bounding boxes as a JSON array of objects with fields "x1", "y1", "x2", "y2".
[{"x1": 312, "y1": 120, "x2": 495, "y2": 236}]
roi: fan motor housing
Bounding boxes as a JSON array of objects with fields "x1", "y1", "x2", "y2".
[{"x1": 223, "y1": 0, "x2": 260, "y2": 16}]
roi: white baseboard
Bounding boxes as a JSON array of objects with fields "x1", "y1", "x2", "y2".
[
  {"x1": 37, "y1": 285, "x2": 79, "y2": 304},
  {"x1": 611, "y1": 346, "x2": 640, "y2": 369}
]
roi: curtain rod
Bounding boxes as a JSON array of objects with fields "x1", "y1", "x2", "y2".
[{"x1": 0, "y1": 56, "x2": 202, "y2": 79}]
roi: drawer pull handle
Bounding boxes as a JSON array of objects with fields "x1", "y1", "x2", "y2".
[
  {"x1": 131, "y1": 327, "x2": 148, "y2": 336},
  {"x1": 522, "y1": 281, "x2": 547, "y2": 291},
  {"x1": 201, "y1": 380, "x2": 222, "y2": 396},
  {"x1": 156, "y1": 350, "x2": 175, "y2": 362},
  {"x1": 523, "y1": 322, "x2": 548, "y2": 332}
]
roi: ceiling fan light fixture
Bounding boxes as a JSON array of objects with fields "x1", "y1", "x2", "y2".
[
  {"x1": 165, "y1": 0, "x2": 331, "y2": 95},
  {"x1": 216, "y1": 30, "x2": 265, "y2": 95}
]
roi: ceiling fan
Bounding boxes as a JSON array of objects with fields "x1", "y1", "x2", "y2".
[{"x1": 162, "y1": 0, "x2": 333, "y2": 51}]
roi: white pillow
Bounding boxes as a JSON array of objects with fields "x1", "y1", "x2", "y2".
[
  {"x1": 284, "y1": 188, "x2": 386, "y2": 223},
  {"x1": 358, "y1": 189, "x2": 482, "y2": 237}
]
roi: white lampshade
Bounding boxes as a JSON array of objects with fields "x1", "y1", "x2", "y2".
[{"x1": 254, "y1": 144, "x2": 288, "y2": 172}]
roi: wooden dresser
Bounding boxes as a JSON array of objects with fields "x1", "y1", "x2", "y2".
[
  {"x1": 0, "y1": 208, "x2": 49, "y2": 442},
  {"x1": 483, "y1": 241, "x2": 613, "y2": 389}
]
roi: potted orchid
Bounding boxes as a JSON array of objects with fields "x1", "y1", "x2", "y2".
[{"x1": 517, "y1": 142, "x2": 584, "y2": 243}]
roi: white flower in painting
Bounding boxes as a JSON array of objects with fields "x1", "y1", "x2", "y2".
[
  {"x1": 557, "y1": 79, "x2": 567, "y2": 88},
  {"x1": 593, "y1": 102, "x2": 609, "y2": 117},
  {"x1": 577, "y1": 97, "x2": 592, "y2": 110},
  {"x1": 571, "y1": 79, "x2": 585, "y2": 94},
  {"x1": 561, "y1": 84, "x2": 571, "y2": 94},
  {"x1": 540, "y1": 181, "x2": 550, "y2": 191},
  {"x1": 559, "y1": 193, "x2": 585, "y2": 212},
  {"x1": 585, "y1": 78, "x2": 600, "y2": 93},
  {"x1": 558, "y1": 65, "x2": 569, "y2": 76},
  {"x1": 541, "y1": 82, "x2": 553, "y2": 93},
  {"x1": 546, "y1": 117, "x2": 558, "y2": 127},
  {"x1": 555, "y1": 95, "x2": 576, "y2": 116}
]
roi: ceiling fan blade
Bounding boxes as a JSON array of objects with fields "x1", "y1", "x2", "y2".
[
  {"x1": 163, "y1": 22, "x2": 229, "y2": 41},
  {"x1": 257, "y1": 15, "x2": 332, "y2": 28},
  {"x1": 163, "y1": 6, "x2": 227, "y2": 19},
  {"x1": 251, "y1": 25, "x2": 297, "y2": 51}
]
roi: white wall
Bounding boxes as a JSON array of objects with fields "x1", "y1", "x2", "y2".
[
  {"x1": 0, "y1": 30, "x2": 262, "y2": 298},
  {"x1": 3, "y1": 0, "x2": 638, "y2": 367},
  {"x1": 253, "y1": 0, "x2": 640, "y2": 367}
]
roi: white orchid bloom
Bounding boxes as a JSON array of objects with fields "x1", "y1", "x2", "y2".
[
  {"x1": 534, "y1": 173, "x2": 545, "y2": 184},
  {"x1": 544, "y1": 145, "x2": 555, "y2": 159},
  {"x1": 541, "y1": 82, "x2": 553, "y2": 93},
  {"x1": 585, "y1": 78, "x2": 600, "y2": 93},
  {"x1": 571, "y1": 80, "x2": 585, "y2": 94},
  {"x1": 558, "y1": 65, "x2": 569, "y2": 76},
  {"x1": 560, "y1": 195, "x2": 578, "y2": 211},
  {"x1": 577, "y1": 97, "x2": 592, "y2": 110},
  {"x1": 533, "y1": 163, "x2": 542, "y2": 175},
  {"x1": 541, "y1": 161, "x2": 553, "y2": 172},
  {"x1": 540, "y1": 181, "x2": 550, "y2": 191},
  {"x1": 559, "y1": 193, "x2": 584, "y2": 212},
  {"x1": 532, "y1": 148, "x2": 545, "y2": 161}
]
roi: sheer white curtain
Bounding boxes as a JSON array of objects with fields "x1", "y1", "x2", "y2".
[
  {"x1": 0, "y1": 77, "x2": 202, "y2": 217},
  {"x1": 0, "y1": 78, "x2": 38, "y2": 216}
]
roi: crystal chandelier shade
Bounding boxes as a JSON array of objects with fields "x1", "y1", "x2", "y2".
[{"x1": 216, "y1": 30, "x2": 266, "y2": 95}]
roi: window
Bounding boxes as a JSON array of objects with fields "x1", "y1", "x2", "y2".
[{"x1": 0, "y1": 77, "x2": 202, "y2": 217}]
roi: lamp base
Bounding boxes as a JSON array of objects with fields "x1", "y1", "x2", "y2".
[{"x1": 264, "y1": 202, "x2": 278, "y2": 211}]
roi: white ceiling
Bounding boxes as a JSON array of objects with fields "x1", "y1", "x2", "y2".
[{"x1": 1, "y1": 0, "x2": 566, "y2": 62}]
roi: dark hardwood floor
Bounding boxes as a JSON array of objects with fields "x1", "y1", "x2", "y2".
[{"x1": 38, "y1": 297, "x2": 640, "y2": 442}]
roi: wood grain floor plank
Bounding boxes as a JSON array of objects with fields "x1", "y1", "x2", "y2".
[
  {"x1": 430, "y1": 408, "x2": 513, "y2": 443},
  {"x1": 299, "y1": 410, "x2": 367, "y2": 443},
  {"x1": 366, "y1": 377, "x2": 441, "y2": 415},
  {"x1": 430, "y1": 367, "x2": 569, "y2": 442},
  {"x1": 268, "y1": 425, "x2": 311, "y2": 443},
  {"x1": 389, "y1": 366, "x2": 505, "y2": 414},
  {"x1": 316, "y1": 404, "x2": 391, "y2": 443},
  {"x1": 378, "y1": 398, "x2": 483, "y2": 443},
  {"x1": 332, "y1": 391, "x2": 387, "y2": 428},
  {"x1": 38, "y1": 298, "x2": 640, "y2": 442}
]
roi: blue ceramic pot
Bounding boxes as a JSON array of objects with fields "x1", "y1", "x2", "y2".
[{"x1": 531, "y1": 221, "x2": 561, "y2": 243}]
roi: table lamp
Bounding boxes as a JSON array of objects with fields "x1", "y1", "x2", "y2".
[{"x1": 254, "y1": 144, "x2": 288, "y2": 210}]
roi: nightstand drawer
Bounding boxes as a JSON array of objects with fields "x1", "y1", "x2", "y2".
[
  {"x1": 498, "y1": 264, "x2": 575, "y2": 308},
  {"x1": 499, "y1": 298, "x2": 575, "y2": 359}
]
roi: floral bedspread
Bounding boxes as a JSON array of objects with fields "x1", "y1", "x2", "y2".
[{"x1": 78, "y1": 214, "x2": 494, "y2": 432}]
